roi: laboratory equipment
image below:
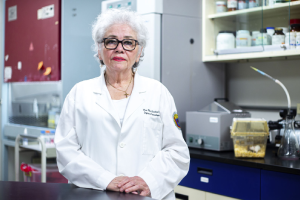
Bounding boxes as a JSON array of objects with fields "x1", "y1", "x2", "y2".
[
  {"x1": 186, "y1": 99, "x2": 251, "y2": 151},
  {"x1": 250, "y1": 67, "x2": 299, "y2": 160},
  {"x1": 277, "y1": 114, "x2": 300, "y2": 160},
  {"x1": 1, "y1": 0, "x2": 102, "y2": 181},
  {"x1": 231, "y1": 118, "x2": 269, "y2": 158}
]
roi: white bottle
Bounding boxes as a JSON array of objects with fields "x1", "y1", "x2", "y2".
[
  {"x1": 252, "y1": 31, "x2": 260, "y2": 46},
  {"x1": 256, "y1": 29, "x2": 271, "y2": 46},
  {"x1": 289, "y1": 32, "x2": 297, "y2": 49},
  {"x1": 236, "y1": 30, "x2": 251, "y2": 48},
  {"x1": 296, "y1": 32, "x2": 300, "y2": 49}
]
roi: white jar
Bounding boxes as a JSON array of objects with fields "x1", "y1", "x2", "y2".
[
  {"x1": 238, "y1": 0, "x2": 247, "y2": 10},
  {"x1": 236, "y1": 30, "x2": 251, "y2": 48},
  {"x1": 217, "y1": 31, "x2": 235, "y2": 50},
  {"x1": 296, "y1": 32, "x2": 300, "y2": 49},
  {"x1": 252, "y1": 31, "x2": 260, "y2": 46},
  {"x1": 266, "y1": 27, "x2": 275, "y2": 37},
  {"x1": 216, "y1": 1, "x2": 227, "y2": 13}
]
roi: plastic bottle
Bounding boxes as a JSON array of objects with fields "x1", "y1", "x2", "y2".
[
  {"x1": 236, "y1": 30, "x2": 251, "y2": 48},
  {"x1": 228, "y1": 0, "x2": 238, "y2": 11},
  {"x1": 252, "y1": 31, "x2": 260, "y2": 46},
  {"x1": 256, "y1": 28, "x2": 271, "y2": 46}
]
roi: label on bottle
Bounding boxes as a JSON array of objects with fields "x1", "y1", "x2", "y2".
[
  {"x1": 256, "y1": 34, "x2": 271, "y2": 45},
  {"x1": 236, "y1": 37, "x2": 248, "y2": 47},
  {"x1": 272, "y1": 35, "x2": 285, "y2": 45},
  {"x1": 228, "y1": 0, "x2": 238, "y2": 8}
]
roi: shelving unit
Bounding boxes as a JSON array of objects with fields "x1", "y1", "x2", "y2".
[{"x1": 202, "y1": 1, "x2": 300, "y2": 62}]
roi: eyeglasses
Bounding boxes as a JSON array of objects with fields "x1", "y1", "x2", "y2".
[{"x1": 101, "y1": 38, "x2": 139, "y2": 51}]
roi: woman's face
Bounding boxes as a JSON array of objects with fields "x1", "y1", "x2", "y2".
[{"x1": 98, "y1": 24, "x2": 142, "y2": 74}]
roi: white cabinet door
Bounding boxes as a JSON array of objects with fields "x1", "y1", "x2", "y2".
[
  {"x1": 174, "y1": 185, "x2": 205, "y2": 200},
  {"x1": 206, "y1": 192, "x2": 240, "y2": 200}
]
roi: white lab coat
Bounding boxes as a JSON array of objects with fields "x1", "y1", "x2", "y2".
[{"x1": 55, "y1": 72, "x2": 190, "y2": 200}]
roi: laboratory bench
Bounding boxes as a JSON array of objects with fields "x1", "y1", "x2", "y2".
[
  {"x1": 176, "y1": 145, "x2": 300, "y2": 200},
  {"x1": 0, "y1": 181, "x2": 154, "y2": 200}
]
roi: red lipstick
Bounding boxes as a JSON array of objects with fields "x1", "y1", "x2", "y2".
[{"x1": 113, "y1": 57, "x2": 126, "y2": 62}]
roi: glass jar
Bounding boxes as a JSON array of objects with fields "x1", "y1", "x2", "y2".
[
  {"x1": 272, "y1": 28, "x2": 285, "y2": 45},
  {"x1": 291, "y1": 24, "x2": 300, "y2": 32},
  {"x1": 238, "y1": 0, "x2": 247, "y2": 10},
  {"x1": 216, "y1": 1, "x2": 227, "y2": 13},
  {"x1": 217, "y1": 31, "x2": 236, "y2": 50},
  {"x1": 256, "y1": 28, "x2": 271, "y2": 46},
  {"x1": 228, "y1": 0, "x2": 238, "y2": 11},
  {"x1": 236, "y1": 30, "x2": 251, "y2": 48}
]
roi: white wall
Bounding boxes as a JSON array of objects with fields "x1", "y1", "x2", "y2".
[{"x1": 227, "y1": 58, "x2": 300, "y2": 121}]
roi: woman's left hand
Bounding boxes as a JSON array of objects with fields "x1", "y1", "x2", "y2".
[{"x1": 118, "y1": 176, "x2": 151, "y2": 197}]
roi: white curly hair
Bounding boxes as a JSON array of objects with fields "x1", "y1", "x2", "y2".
[{"x1": 92, "y1": 9, "x2": 148, "y2": 69}]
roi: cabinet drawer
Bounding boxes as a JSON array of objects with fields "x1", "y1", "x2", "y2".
[
  {"x1": 179, "y1": 158, "x2": 260, "y2": 200},
  {"x1": 261, "y1": 170, "x2": 300, "y2": 200},
  {"x1": 175, "y1": 185, "x2": 205, "y2": 200}
]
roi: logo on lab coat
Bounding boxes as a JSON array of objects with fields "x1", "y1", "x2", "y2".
[{"x1": 173, "y1": 112, "x2": 181, "y2": 130}]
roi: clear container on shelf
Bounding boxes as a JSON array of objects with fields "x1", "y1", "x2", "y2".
[
  {"x1": 238, "y1": 0, "x2": 247, "y2": 9},
  {"x1": 236, "y1": 30, "x2": 251, "y2": 48},
  {"x1": 266, "y1": 27, "x2": 275, "y2": 37},
  {"x1": 216, "y1": 1, "x2": 228, "y2": 13},
  {"x1": 217, "y1": 31, "x2": 236, "y2": 50},
  {"x1": 256, "y1": 28, "x2": 272, "y2": 46},
  {"x1": 252, "y1": 31, "x2": 260, "y2": 46},
  {"x1": 231, "y1": 118, "x2": 269, "y2": 158},
  {"x1": 249, "y1": 0, "x2": 257, "y2": 8}
]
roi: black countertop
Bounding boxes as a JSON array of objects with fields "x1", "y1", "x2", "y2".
[
  {"x1": 189, "y1": 145, "x2": 300, "y2": 175},
  {"x1": 0, "y1": 181, "x2": 154, "y2": 200}
]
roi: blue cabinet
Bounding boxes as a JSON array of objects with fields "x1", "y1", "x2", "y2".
[
  {"x1": 261, "y1": 170, "x2": 300, "y2": 200},
  {"x1": 179, "y1": 158, "x2": 261, "y2": 200}
]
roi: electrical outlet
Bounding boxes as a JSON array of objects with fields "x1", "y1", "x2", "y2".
[
  {"x1": 297, "y1": 104, "x2": 300, "y2": 115},
  {"x1": 38, "y1": 4, "x2": 54, "y2": 20}
]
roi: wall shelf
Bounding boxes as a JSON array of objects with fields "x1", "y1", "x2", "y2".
[
  {"x1": 202, "y1": 1, "x2": 300, "y2": 62},
  {"x1": 208, "y1": 1, "x2": 300, "y2": 20}
]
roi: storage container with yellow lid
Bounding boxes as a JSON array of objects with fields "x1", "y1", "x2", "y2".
[{"x1": 231, "y1": 118, "x2": 269, "y2": 158}]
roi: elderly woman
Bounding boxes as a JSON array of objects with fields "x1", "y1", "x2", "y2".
[{"x1": 55, "y1": 9, "x2": 190, "y2": 200}]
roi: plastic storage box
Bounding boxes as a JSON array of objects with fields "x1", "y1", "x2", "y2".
[
  {"x1": 231, "y1": 118, "x2": 269, "y2": 158},
  {"x1": 21, "y1": 163, "x2": 68, "y2": 183}
]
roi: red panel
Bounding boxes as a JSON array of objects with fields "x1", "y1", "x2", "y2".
[{"x1": 4, "y1": 0, "x2": 60, "y2": 82}]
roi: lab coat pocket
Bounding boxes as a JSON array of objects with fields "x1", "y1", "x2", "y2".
[{"x1": 142, "y1": 121, "x2": 163, "y2": 155}]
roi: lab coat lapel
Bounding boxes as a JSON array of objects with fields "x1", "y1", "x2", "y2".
[
  {"x1": 123, "y1": 72, "x2": 146, "y2": 123},
  {"x1": 93, "y1": 73, "x2": 121, "y2": 128}
]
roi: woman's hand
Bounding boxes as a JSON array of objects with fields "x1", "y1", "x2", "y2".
[
  {"x1": 118, "y1": 176, "x2": 151, "y2": 197},
  {"x1": 107, "y1": 176, "x2": 129, "y2": 192}
]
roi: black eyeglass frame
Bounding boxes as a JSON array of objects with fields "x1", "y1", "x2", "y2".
[{"x1": 101, "y1": 38, "x2": 140, "y2": 51}]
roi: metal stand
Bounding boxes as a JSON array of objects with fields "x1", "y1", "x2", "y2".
[{"x1": 15, "y1": 134, "x2": 46, "y2": 182}]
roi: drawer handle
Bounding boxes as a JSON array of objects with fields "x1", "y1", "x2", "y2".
[
  {"x1": 175, "y1": 192, "x2": 189, "y2": 200},
  {"x1": 197, "y1": 167, "x2": 213, "y2": 176}
]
